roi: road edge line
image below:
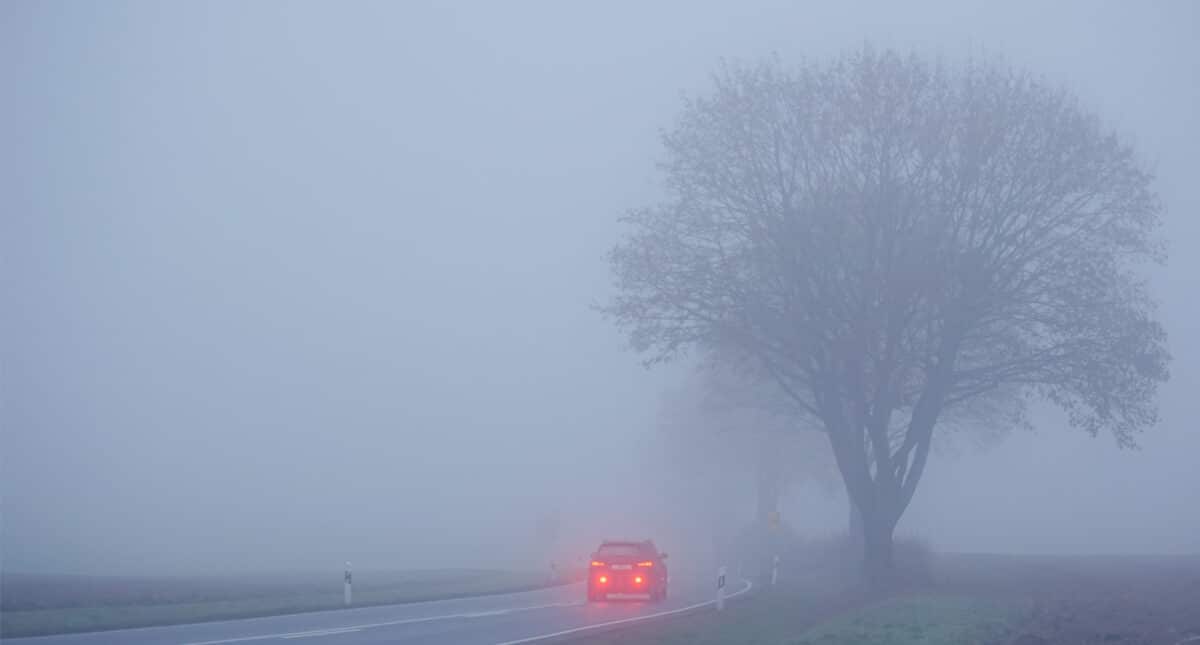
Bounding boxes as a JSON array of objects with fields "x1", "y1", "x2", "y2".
[{"x1": 494, "y1": 579, "x2": 754, "y2": 645}]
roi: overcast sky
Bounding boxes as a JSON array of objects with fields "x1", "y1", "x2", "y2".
[{"x1": 3, "y1": 1, "x2": 1197, "y2": 575}]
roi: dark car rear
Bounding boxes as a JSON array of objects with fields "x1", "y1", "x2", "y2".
[{"x1": 586, "y1": 540, "x2": 668, "y2": 602}]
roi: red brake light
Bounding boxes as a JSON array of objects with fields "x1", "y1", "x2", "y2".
[
  {"x1": 598, "y1": 575, "x2": 608, "y2": 584},
  {"x1": 590, "y1": 560, "x2": 605, "y2": 567},
  {"x1": 636, "y1": 561, "x2": 654, "y2": 567},
  {"x1": 634, "y1": 575, "x2": 644, "y2": 585}
]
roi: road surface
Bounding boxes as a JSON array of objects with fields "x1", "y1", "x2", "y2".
[{"x1": 5, "y1": 570, "x2": 751, "y2": 645}]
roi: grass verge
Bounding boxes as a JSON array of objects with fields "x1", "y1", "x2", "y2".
[{"x1": 790, "y1": 595, "x2": 1030, "y2": 645}]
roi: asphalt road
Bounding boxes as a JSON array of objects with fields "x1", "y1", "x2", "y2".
[{"x1": 4, "y1": 570, "x2": 751, "y2": 645}]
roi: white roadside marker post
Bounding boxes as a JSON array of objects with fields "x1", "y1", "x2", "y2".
[
  {"x1": 716, "y1": 565, "x2": 727, "y2": 611},
  {"x1": 771, "y1": 554, "x2": 779, "y2": 587},
  {"x1": 344, "y1": 561, "x2": 352, "y2": 606}
]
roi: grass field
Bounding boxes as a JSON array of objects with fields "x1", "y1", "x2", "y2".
[
  {"x1": 789, "y1": 595, "x2": 1028, "y2": 645},
  {"x1": 0, "y1": 568, "x2": 571, "y2": 638}
]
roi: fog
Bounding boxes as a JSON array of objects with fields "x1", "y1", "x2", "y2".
[{"x1": 3, "y1": 1, "x2": 1197, "y2": 577}]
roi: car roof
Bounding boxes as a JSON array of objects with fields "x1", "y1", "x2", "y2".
[{"x1": 598, "y1": 539, "x2": 657, "y2": 550}]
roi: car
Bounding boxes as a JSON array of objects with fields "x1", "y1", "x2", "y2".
[{"x1": 586, "y1": 539, "x2": 668, "y2": 602}]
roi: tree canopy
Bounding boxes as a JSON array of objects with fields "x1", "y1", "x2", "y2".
[{"x1": 604, "y1": 47, "x2": 1169, "y2": 581}]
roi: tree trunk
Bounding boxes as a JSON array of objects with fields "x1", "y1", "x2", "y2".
[
  {"x1": 848, "y1": 498, "x2": 864, "y2": 544},
  {"x1": 819, "y1": 400, "x2": 914, "y2": 588},
  {"x1": 862, "y1": 511, "x2": 896, "y2": 586}
]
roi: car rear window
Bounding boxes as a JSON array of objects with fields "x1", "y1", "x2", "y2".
[{"x1": 597, "y1": 544, "x2": 645, "y2": 557}]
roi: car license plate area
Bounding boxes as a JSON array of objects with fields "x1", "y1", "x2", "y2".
[
  {"x1": 610, "y1": 564, "x2": 632, "y2": 570},
  {"x1": 606, "y1": 592, "x2": 652, "y2": 600}
]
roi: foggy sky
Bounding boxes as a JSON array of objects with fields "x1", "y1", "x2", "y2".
[{"x1": 3, "y1": 0, "x2": 1198, "y2": 575}]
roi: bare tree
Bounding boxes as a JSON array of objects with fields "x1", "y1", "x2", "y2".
[
  {"x1": 604, "y1": 48, "x2": 1169, "y2": 584},
  {"x1": 706, "y1": 347, "x2": 1010, "y2": 545}
]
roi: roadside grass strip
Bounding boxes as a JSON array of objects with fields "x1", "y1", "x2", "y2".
[{"x1": 788, "y1": 595, "x2": 1030, "y2": 645}]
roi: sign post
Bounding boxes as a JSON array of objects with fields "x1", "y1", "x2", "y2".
[
  {"x1": 344, "y1": 561, "x2": 352, "y2": 606},
  {"x1": 771, "y1": 554, "x2": 779, "y2": 587},
  {"x1": 716, "y1": 565, "x2": 727, "y2": 611}
]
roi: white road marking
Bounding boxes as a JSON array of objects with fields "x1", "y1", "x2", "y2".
[
  {"x1": 1173, "y1": 636, "x2": 1200, "y2": 645},
  {"x1": 184, "y1": 635, "x2": 291, "y2": 645},
  {"x1": 280, "y1": 627, "x2": 362, "y2": 639},
  {"x1": 182, "y1": 601, "x2": 580, "y2": 645},
  {"x1": 494, "y1": 579, "x2": 755, "y2": 645},
  {"x1": 160, "y1": 582, "x2": 582, "y2": 635},
  {"x1": 459, "y1": 609, "x2": 516, "y2": 618}
]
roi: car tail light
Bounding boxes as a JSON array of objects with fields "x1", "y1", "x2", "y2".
[
  {"x1": 636, "y1": 561, "x2": 654, "y2": 567},
  {"x1": 590, "y1": 560, "x2": 605, "y2": 567},
  {"x1": 598, "y1": 575, "x2": 608, "y2": 584},
  {"x1": 634, "y1": 575, "x2": 644, "y2": 585}
]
